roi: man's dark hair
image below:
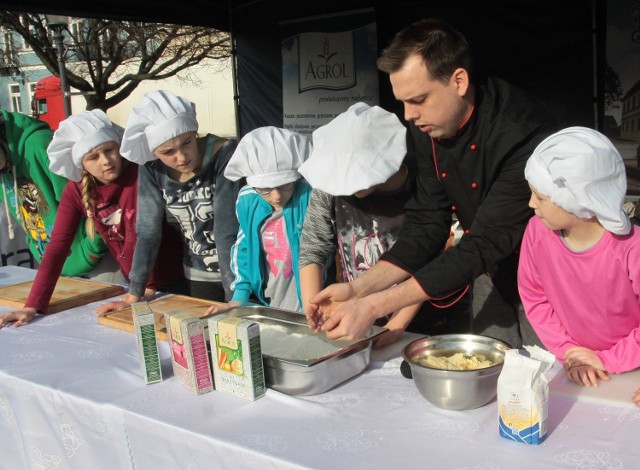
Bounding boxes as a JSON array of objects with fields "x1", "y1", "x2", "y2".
[{"x1": 377, "y1": 18, "x2": 474, "y2": 83}]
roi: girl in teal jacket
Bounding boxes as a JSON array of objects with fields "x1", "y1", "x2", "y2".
[
  {"x1": 231, "y1": 180, "x2": 311, "y2": 310},
  {"x1": 207, "y1": 127, "x2": 312, "y2": 313}
]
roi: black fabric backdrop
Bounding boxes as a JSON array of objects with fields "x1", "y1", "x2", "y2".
[
  {"x1": 233, "y1": 0, "x2": 601, "y2": 136},
  {"x1": 8, "y1": 0, "x2": 604, "y2": 137}
]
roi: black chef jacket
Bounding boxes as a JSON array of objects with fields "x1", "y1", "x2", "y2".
[{"x1": 381, "y1": 76, "x2": 556, "y2": 306}]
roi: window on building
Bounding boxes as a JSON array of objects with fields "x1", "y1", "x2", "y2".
[
  {"x1": 27, "y1": 82, "x2": 37, "y2": 116},
  {"x1": 0, "y1": 30, "x2": 17, "y2": 66},
  {"x1": 16, "y1": 33, "x2": 26, "y2": 51},
  {"x1": 9, "y1": 83, "x2": 22, "y2": 113},
  {"x1": 0, "y1": 30, "x2": 9, "y2": 57},
  {"x1": 35, "y1": 99, "x2": 47, "y2": 116},
  {"x1": 15, "y1": 20, "x2": 35, "y2": 51},
  {"x1": 69, "y1": 20, "x2": 90, "y2": 48},
  {"x1": 69, "y1": 20, "x2": 81, "y2": 39}
]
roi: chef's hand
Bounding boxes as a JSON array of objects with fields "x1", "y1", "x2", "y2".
[
  {"x1": 205, "y1": 301, "x2": 240, "y2": 316},
  {"x1": 308, "y1": 282, "x2": 356, "y2": 331},
  {"x1": 306, "y1": 298, "x2": 347, "y2": 332},
  {"x1": 0, "y1": 308, "x2": 38, "y2": 328},
  {"x1": 320, "y1": 296, "x2": 377, "y2": 341},
  {"x1": 633, "y1": 387, "x2": 640, "y2": 407}
]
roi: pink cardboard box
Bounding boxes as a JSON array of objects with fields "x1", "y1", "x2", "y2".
[{"x1": 164, "y1": 310, "x2": 213, "y2": 395}]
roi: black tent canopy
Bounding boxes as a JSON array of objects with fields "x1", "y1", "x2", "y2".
[
  {"x1": 4, "y1": 1, "x2": 380, "y2": 29},
  {"x1": 6, "y1": 0, "x2": 604, "y2": 136}
]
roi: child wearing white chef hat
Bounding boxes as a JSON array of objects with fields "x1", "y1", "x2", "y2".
[
  {"x1": 112, "y1": 90, "x2": 241, "y2": 308},
  {"x1": 518, "y1": 126, "x2": 640, "y2": 401},
  {"x1": 297, "y1": 102, "x2": 432, "y2": 347},
  {"x1": 0, "y1": 109, "x2": 183, "y2": 328},
  {"x1": 205, "y1": 126, "x2": 312, "y2": 314}
]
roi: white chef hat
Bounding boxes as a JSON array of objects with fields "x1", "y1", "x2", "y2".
[
  {"x1": 47, "y1": 109, "x2": 124, "y2": 182},
  {"x1": 120, "y1": 90, "x2": 198, "y2": 164},
  {"x1": 225, "y1": 126, "x2": 311, "y2": 188},
  {"x1": 298, "y1": 102, "x2": 407, "y2": 196},
  {"x1": 525, "y1": 126, "x2": 630, "y2": 235}
]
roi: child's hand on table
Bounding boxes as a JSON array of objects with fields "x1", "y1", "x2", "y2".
[
  {"x1": 564, "y1": 346, "x2": 609, "y2": 387},
  {"x1": 95, "y1": 290, "x2": 154, "y2": 316},
  {"x1": 205, "y1": 301, "x2": 240, "y2": 316},
  {"x1": 0, "y1": 308, "x2": 38, "y2": 328}
]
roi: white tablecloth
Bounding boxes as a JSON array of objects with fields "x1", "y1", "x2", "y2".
[{"x1": 1, "y1": 267, "x2": 639, "y2": 469}]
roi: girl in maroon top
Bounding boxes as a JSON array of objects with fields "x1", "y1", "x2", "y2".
[{"x1": 0, "y1": 110, "x2": 183, "y2": 328}]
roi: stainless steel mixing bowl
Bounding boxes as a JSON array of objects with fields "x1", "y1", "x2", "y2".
[{"x1": 402, "y1": 334, "x2": 510, "y2": 410}]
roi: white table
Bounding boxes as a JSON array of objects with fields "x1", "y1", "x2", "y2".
[{"x1": 1, "y1": 267, "x2": 639, "y2": 469}]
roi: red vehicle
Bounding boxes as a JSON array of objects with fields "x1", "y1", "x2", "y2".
[{"x1": 31, "y1": 75, "x2": 67, "y2": 130}]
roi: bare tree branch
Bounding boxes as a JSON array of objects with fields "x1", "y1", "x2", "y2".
[{"x1": 0, "y1": 11, "x2": 231, "y2": 111}]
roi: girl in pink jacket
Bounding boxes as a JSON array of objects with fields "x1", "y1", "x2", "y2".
[{"x1": 518, "y1": 127, "x2": 640, "y2": 404}]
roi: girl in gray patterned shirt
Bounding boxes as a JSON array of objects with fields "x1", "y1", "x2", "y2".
[{"x1": 116, "y1": 90, "x2": 241, "y2": 305}]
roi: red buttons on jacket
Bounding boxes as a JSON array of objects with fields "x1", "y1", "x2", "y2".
[
  {"x1": 470, "y1": 144, "x2": 477, "y2": 151},
  {"x1": 464, "y1": 229, "x2": 470, "y2": 234},
  {"x1": 441, "y1": 172, "x2": 448, "y2": 179},
  {"x1": 451, "y1": 205, "x2": 457, "y2": 211},
  {"x1": 471, "y1": 182, "x2": 478, "y2": 188}
]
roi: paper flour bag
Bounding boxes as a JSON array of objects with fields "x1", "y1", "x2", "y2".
[{"x1": 498, "y1": 346, "x2": 555, "y2": 444}]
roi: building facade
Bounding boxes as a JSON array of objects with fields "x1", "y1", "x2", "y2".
[
  {"x1": 621, "y1": 78, "x2": 640, "y2": 143},
  {"x1": 0, "y1": 26, "x2": 50, "y2": 116},
  {"x1": 0, "y1": 19, "x2": 236, "y2": 137}
]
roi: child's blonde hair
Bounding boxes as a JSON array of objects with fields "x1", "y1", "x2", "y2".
[{"x1": 81, "y1": 169, "x2": 97, "y2": 240}]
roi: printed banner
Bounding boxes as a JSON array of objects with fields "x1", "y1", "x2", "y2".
[{"x1": 281, "y1": 9, "x2": 379, "y2": 136}]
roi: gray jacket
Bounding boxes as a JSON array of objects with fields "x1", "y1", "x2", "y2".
[{"x1": 129, "y1": 134, "x2": 240, "y2": 300}]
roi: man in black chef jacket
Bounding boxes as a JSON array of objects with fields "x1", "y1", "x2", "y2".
[{"x1": 307, "y1": 18, "x2": 556, "y2": 348}]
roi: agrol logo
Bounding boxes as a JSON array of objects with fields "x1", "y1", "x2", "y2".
[{"x1": 298, "y1": 31, "x2": 356, "y2": 92}]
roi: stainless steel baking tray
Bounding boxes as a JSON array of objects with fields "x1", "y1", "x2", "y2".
[{"x1": 205, "y1": 305, "x2": 386, "y2": 395}]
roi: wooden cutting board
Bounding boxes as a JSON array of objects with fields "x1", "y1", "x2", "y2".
[
  {"x1": 98, "y1": 294, "x2": 223, "y2": 341},
  {"x1": 0, "y1": 277, "x2": 125, "y2": 314},
  {"x1": 550, "y1": 367, "x2": 640, "y2": 409}
]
